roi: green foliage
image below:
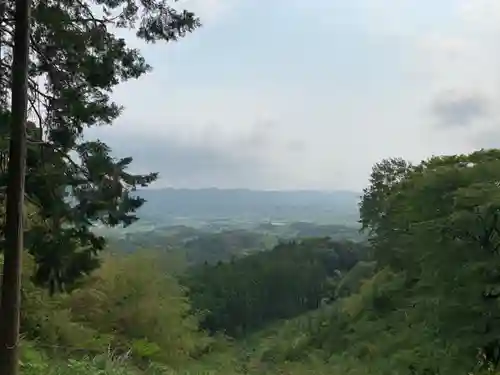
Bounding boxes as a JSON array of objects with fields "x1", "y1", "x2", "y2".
[
  {"x1": 181, "y1": 229, "x2": 272, "y2": 264},
  {"x1": 106, "y1": 222, "x2": 363, "y2": 266},
  {"x1": 183, "y1": 238, "x2": 365, "y2": 337},
  {"x1": 286, "y1": 221, "x2": 366, "y2": 242},
  {"x1": 2, "y1": 251, "x2": 209, "y2": 370},
  {"x1": 18, "y1": 142, "x2": 500, "y2": 375},
  {"x1": 153, "y1": 147, "x2": 500, "y2": 375},
  {"x1": 0, "y1": 0, "x2": 200, "y2": 293},
  {"x1": 335, "y1": 260, "x2": 377, "y2": 298},
  {"x1": 111, "y1": 227, "x2": 276, "y2": 265},
  {"x1": 63, "y1": 251, "x2": 209, "y2": 365},
  {"x1": 266, "y1": 148, "x2": 500, "y2": 374}
]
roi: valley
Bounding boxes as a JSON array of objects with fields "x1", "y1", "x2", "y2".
[{"x1": 19, "y1": 155, "x2": 500, "y2": 375}]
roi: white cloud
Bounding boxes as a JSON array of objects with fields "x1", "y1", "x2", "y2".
[
  {"x1": 458, "y1": 0, "x2": 500, "y2": 31},
  {"x1": 97, "y1": 1, "x2": 500, "y2": 190},
  {"x1": 416, "y1": 36, "x2": 496, "y2": 91}
]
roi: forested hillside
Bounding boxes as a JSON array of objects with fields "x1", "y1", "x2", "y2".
[
  {"x1": 106, "y1": 222, "x2": 365, "y2": 264},
  {"x1": 9, "y1": 149, "x2": 500, "y2": 375},
  {"x1": 183, "y1": 238, "x2": 366, "y2": 336}
]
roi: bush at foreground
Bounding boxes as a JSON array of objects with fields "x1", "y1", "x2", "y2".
[
  {"x1": 63, "y1": 251, "x2": 209, "y2": 365},
  {"x1": 20, "y1": 343, "x2": 161, "y2": 375},
  {"x1": 8, "y1": 250, "x2": 211, "y2": 369},
  {"x1": 18, "y1": 343, "x2": 366, "y2": 375}
]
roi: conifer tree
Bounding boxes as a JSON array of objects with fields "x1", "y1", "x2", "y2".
[{"x1": 0, "y1": 0, "x2": 200, "y2": 372}]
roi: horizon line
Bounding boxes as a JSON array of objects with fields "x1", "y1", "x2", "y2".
[{"x1": 138, "y1": 187, "x2": 361, "y2": 193}]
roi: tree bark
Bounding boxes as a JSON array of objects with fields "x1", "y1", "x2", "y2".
[{"x1": 0, "y1": 0, "x2": 31, "y2": 371}]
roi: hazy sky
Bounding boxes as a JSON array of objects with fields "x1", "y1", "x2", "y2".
[{"x1": 88, "y1": 0, "x2": 500, "y2": 191}]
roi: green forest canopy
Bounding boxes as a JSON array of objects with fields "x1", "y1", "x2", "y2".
[{"x1": 12, "y1": 148, "x2": 500, "y2": 375}]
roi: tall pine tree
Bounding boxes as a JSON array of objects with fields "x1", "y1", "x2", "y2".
[
  {"x1": 0, "y1": 0, "x2": 199, "y2": 289},
  {"x1": 0, "y1": 0, "x2": 31, "y2": 372},
  {"x1": 0, "y1": 0, "x2": 200, "y2": 372}
]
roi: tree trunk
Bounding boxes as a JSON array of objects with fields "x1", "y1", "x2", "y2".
[{"x1": 0, "y1": 0, "x2": 31, "y2": 371}]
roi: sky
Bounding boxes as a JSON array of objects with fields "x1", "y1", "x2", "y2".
[{"x1": 88, "y1": 0, "x2": 500, "y2": 191}]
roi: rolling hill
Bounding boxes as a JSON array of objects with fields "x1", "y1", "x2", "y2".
[{"x1": 134, "y1": 188, "x2": 361, "y2": 228}]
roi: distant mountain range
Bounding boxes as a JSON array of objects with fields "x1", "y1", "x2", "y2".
[{"x1": 133, "y1": 188, "x2": 361, "y2": 227}]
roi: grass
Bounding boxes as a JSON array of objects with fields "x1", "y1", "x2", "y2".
[
  {"x1": 18, "y1": 340, "x2": 345, "y2": 375},
  {"x1": 19, "y1": 340, "x2": 240, "y2": 375},
  {"x1": 20, "y1": 342, "x2": 145, "y2": 375}
]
